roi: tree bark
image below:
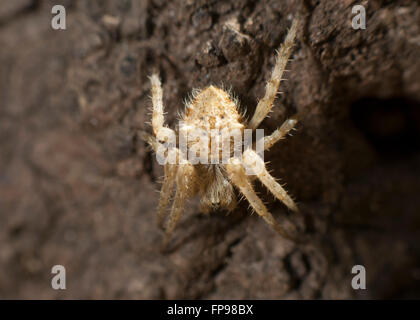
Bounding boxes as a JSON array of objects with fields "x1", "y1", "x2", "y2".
[{"x1": 1, "y1": 0, "x2": 419, "y2": 299}]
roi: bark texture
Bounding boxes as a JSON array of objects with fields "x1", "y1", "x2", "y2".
[{"x1": 1, "y1": 0, "x2": 420, "y2": 299}]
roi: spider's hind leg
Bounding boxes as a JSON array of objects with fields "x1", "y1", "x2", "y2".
[
  {"x1": 157, "y1": 163, "x2": 177, "y2": 229},
  {"x1": 163, "y1": 160, "x2": 198, "y2": 247},
  {"x1": 226, "y1": 157, "x2": 297, "y2": 241},
  {"x1": 140, "y1": 132, "x2": 181, "y2": 229},
  {"x1": 242, "y1": 149, "x2": 298, "y2": 212}
]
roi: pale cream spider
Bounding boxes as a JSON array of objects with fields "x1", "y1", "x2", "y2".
[{"x1": 144, "y1": 18, "x2": 301, "y2": 246}]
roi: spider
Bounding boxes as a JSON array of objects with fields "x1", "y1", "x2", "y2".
[{"x1": 144, "y1": 17, "x2": 301, "y2": 246}]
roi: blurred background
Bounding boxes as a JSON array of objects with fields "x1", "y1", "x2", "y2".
[{"x1": 1, "y1": 0, "x2": 420, "y2": 299}]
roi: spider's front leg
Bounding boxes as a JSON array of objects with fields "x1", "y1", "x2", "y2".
[
  {"x1": 150, "y1": 73, "x2": 176, "y2": 140},
  {"x1": 226, "y1": 157, "x2": 297, "y2": 241},
  {"x1": 248, "y1": 17, "x2": 299, "y2": 130},
  {"x1": 262, "y1": 117, "x2": 298, "y2": 151},
  {"x1": 163, "y1": 159, "x2": 198, "y2": 247}
]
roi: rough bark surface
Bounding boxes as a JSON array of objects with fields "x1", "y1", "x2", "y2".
[{"x1": 1, "y1": 0, "x2": 420, "y2": 299}]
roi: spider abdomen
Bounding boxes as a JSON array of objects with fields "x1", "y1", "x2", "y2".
[{"x1": 197, "y1": 164, "x2": 237, "y2": 213}]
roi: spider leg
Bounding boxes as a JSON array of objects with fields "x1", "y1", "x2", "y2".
[
  {"x1": 262, "y1": 116, "x2": 298, "y2": 150},
  {"x1": 157, "y1": 163, "x2": 177, "y2": 229},
  {"x1": 140, "y1": 132, "x2": 182, "y2": 229},
  {"x1": 226, "y1": 157, "x2": 296, "y2": 240},
  {"x1": 150, "y1": 73, "x2": 164, "y2": 135},
  {"x1": 150, "y1": 74, "x2": 175, "y2": 139},
  {"x1": 163, "y1": 160, "x2": 197, "y2": 247},
  {"x1": 248, "y1": 17, "x2": 299, "y2": 130},
  {"x1": 140, "y1": 131, "x2": 160, "y2": 152},
  {"x1": 242, "y1": 149, "x2": 298, "y2": 212}
]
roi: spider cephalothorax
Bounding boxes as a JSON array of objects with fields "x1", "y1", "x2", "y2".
[{"x1": 145, "y1": 17, "x2": 300, "y2": 246}]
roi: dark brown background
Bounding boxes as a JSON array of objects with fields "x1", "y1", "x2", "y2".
[{"x1": 1, "y1": 0, "x2": 420, "y2": 299}]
